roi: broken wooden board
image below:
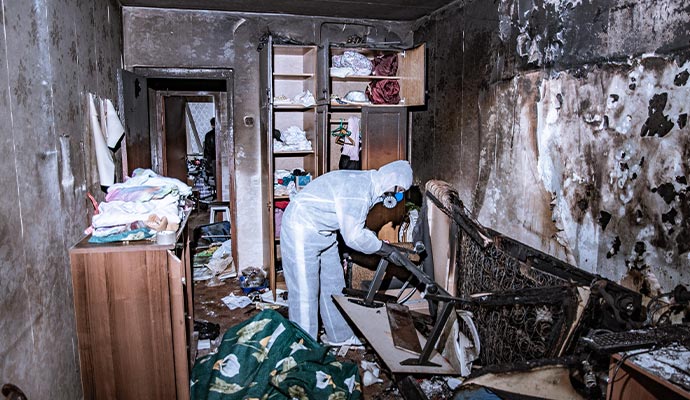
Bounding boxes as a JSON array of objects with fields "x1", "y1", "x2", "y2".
[
  {"x1": 463, "y1": 365, "x2": 585, "y2": 400},
  {"x1": 333, "y1": 295, "x2": 457, "y2": 375},
  {"x1": 386, "y1": 303, "x2": 422, "y2": 354}
]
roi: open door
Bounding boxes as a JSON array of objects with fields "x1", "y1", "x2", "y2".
[
  {"x1": 120, "y1": 69, "x2": 150, "y2": 174},
  {"x1": 259, "y1": 35, "x2": 275, "y2": 295}
]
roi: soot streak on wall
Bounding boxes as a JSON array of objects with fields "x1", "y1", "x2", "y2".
[
  {"x1": 0, "y1": 1, "x2": 122, "y2": 398},
  {"x1": 412, "y1": 0, "x2": 690, "y2": 292}
]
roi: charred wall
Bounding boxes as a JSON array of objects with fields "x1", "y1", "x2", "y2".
[
  {"x1": 122, "y1": 8, "x2": 412, "y2": 271},
  {"x1": 0, "y1": 0, "x2": 123, "y2": 398},
  {"x1": 412, "y1": 0, "x2": 690, "y2": 292}
]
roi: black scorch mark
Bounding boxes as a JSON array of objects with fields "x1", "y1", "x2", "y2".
[
  {"x1": 599, "y1": 211, "x2": 612, "y2": 231},
  {"x1": 606, "y1": 236, "x2": 622, "y2": 258},
  {"x1": 652, "y1": 182, "x2": 677, "y2": 204},
  {"x1": 641, "y1": 93, "x2": 674, "y2": 137},
  {"x1": 662, "y1": 207, "x2": 677, "y2": 225},
  {"x1": 674, "y1": 70, "x2": 689, "y2": 86}
]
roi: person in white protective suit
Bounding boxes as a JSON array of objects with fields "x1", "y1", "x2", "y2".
[{"x1": 280, "y1": 160, "x2": 413, "y2": 345}]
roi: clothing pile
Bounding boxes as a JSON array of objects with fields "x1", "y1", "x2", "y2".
[
  {"x1": 273, "y1": 126, "x2": 312, "y2": 152},
  {"x1": 366, "y1": 53, "x2": 400, "y2": 105},
  {"x1": 88, "y1": 168, "x2": 192, "y2": 243},
  {"x1": 274, "y1": 169, "x2": 311, "y2": 198},
  {"x1": 273, "y1": 90, "x2": 315, "y2": 107},
  {"x1": 330, "y1": 51, "x2": 372, "y2": 77}
]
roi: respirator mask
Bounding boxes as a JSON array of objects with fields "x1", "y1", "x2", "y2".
[{"x1": 381, "y1": 190, "x2": 405, "y2": 209}]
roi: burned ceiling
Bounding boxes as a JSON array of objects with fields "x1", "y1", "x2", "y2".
[{"x1": 118, "y1": 0, "x2": 461, "y2": 21}]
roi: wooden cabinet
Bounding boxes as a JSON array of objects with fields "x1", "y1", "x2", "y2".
[
  {"x1": 260, "y1": 38, "x2": 320, "y2": 293},
  {"x1": 327, "y1": 44, "x2": 425, "y2": 108},
  {"x1": 260, "y1": 39, "x2": 425, "y2": 293},
  {"x1": 69, "y1": 220, "x2": 193, "y2": 400}
]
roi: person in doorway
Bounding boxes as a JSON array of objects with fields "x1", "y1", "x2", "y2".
[
  {"x1": 203, "y1": 117, "x2": 216, "y2": 177},
  {"x1": 280, "y1": 160, "x2": 413, "y2": 345}
]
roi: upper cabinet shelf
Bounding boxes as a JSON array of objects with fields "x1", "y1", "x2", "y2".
[
  {"x1": 328, "y1": 44, "x2": 426, "y2": 108},
  {"x1": 274, "y1": 73, "x2": 315, "y2": 79},
  {"x1": 273, "y1": 45, "x2": 317, "y2": 76},
  {"x1": 273, "y1": 104, "x2": 316, "y2": 110},
  {"x1": 330, "y1": 75, "x2": 401, "y2": 80}
]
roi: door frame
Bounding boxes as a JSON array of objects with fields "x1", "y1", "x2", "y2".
[{"x1": 132, "y1": 67, "x2": 238, "y2": 266}]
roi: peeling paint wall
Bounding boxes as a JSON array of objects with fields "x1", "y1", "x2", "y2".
[
  {"x1": 412, "y1": 0, "x2": 690, "y2": 292},
  {"x1": 0, "y1": 0, "x2": 122, "y2": 398},
  {"x1": 122, "y1": 8, "x2": 412, "y2": 271}
]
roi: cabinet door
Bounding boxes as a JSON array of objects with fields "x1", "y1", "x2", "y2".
[
  {"x1": 259, "y1": 36, "x2": 276, "y2": 279},
  {"x1": 361, "y1": 107, "x2": 408, "y2": 170},
  {"x1": 167, "y1": 250, "x2": 190, "y2": 400},
  {"x1": 70, "y1": 249, "x2": 177, "y2": 399},
  {"x1": 316, "y1": 105, "x2": 329, "y2": 175},
  {"x1": 399, "y1": 43, "x2": 426, "y2": 107},
  {"x1": 361, "y1": 107, "x2": 408, "y2": 229}
]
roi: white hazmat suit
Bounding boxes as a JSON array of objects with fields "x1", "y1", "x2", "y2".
[{"x1": 280, "y1": 160, "x2": 413, "y2": 343}]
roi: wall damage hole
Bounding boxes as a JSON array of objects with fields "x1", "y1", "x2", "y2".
[
  {"x1": 662, "y1": 207, "x2": 678, "y2": 225},
  {"x1": 678, "y1": 113, "x2": 687, "y2": 129},
  {"x1": 598, "y1": 211, "x2": 612, "y2": 231},
  {"x1": 652, "y1": 182, "x2": 677, "y2": 204},
  {"x1": 606, "y1": 236, "x2": 621, "y2": 258},
  {"x1": 674, "y1": 69, "x2": 689, "y2": 86},
  {"x1": 676, "y1": 175, "x2": 688, "y2": 185},
  {"x1": 640, "y1": 93, "x2": 674, "y2": 137},
  {"x1": 634, "y1": 241, "x2": 646, "y2": 255},
  {"x1": 609, "y1": 93, "x2": 619, "y2": 103}
]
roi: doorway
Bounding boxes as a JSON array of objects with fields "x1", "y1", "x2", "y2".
[
  {"x1": 158, "y1": 92, "x2": 219, "y2": 202},
  {"x1": 120, "y1": 67, "x2": 237, "y2": 265}
]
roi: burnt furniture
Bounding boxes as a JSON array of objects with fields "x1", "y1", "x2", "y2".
[
  {"x1": 69, "y1": 218, "x2": 193, "y2": 400},
  {"x1": 608, "y1": 350, "x2": 690, "y2": 400}
]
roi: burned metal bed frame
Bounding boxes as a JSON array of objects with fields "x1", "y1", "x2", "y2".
[{"x1": 344, "y1": 179, "x2": 645, "y2": 373}]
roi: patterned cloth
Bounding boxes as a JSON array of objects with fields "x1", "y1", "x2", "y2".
[{"x1": 191, "y1": 309, "x2": 361, "y2": 400}]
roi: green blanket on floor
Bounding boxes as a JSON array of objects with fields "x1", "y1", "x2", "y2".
[{"x1": 191, "y1": 309, "x2": 362, "y2": 400}]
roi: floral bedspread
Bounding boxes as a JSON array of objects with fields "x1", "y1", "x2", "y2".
[{"x1": 191, "y1": 309, "x2": 361, "y2": 399}]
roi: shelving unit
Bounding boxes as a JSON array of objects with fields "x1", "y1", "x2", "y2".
[
  {"x1": 260, "y1": 38, "x2": 426, "y2": 296},
  {"x1": 260, "y1": 39, "x2": 319, "y2": 294}
]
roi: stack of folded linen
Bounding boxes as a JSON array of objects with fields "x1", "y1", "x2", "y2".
[{"x1": 88, "y1": 168, "x2": 192, "y2": 243}]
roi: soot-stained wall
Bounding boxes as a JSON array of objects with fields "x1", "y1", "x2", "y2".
[
  {"x1": 123, "y1": 8, "x2": 412, "y2": 271},
  {"x1": 0, "y1": 0, "x2": 123, "y2": 398},
  {"x1": 412, "y1": 0, "x2": 690, "y2": 292}
]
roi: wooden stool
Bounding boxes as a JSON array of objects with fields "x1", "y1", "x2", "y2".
[{"x1": 209, "y1": 201, "x2": 230, "y2": 223}]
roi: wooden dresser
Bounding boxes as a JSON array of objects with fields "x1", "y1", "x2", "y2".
[{"x1": 69, "y1": 218, "x2": 193, "y2": 400}]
